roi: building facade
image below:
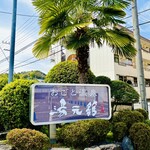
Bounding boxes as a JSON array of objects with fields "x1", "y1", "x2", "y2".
[{"x1": 51, "y1": 32, "x2": 150, "y2": 102}]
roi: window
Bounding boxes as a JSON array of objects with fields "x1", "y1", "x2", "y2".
[
  {"x1": 145, "y1": 79, "x2": 150, "y2": 87},
  {"x1": 133, "y1": 77, "x2": 138, "y2": 87},
  {"x1": 126, "y1": 58, "x2": 133, "y2": 66},
  {"x1": 114, "y1": 54, "x2": 119, "y2": 63},
  {"x1": 119, "y1": 76, "x2": 127, "y2": 82}
]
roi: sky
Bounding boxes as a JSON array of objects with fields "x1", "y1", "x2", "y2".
[{"x1": 0, "y1": 0, "x2": 150, "y2": 75}]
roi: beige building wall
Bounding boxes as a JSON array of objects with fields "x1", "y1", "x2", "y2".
[{"x1": 89, "y1": 43, "x2": 116, "y2": 80}]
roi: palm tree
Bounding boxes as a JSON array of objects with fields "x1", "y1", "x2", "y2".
[{"x1": 32, "y1": 0, "x2": 136, "y2": 83}]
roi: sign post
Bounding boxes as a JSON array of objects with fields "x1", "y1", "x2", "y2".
[
  {"x1": 30, "y1": 83, "x2": 111, "y2": 142},
  {"x1": 49, "y1": 124, "x2": 56, "y2": 144}
]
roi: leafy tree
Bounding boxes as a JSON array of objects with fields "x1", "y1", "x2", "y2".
[
  {"x1": 111, "y1": 80, "x2": 139, "y2": 113},
  {"x1": 45, "y1": 61, "x2": 95, "y2": 83},
  {"x1": 19, "y1": 70, "x2": 46, "y2": 80},
  {"x1": 32, "y1": 0, "x2": 136, "y2": 83}
]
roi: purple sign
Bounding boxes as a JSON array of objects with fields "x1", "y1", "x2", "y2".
[{"x1": 30, "y1": 83, "x2": 111, "y2": 125}]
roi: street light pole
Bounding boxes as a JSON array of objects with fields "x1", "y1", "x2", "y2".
[
  {"x1": 8, "y1": 0, "x2": 17, "y2": 83},
  {"x1": 131, "y1": 0, "x2": 147, "y2": 110}
]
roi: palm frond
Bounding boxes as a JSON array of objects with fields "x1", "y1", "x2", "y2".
[
  {"x1": 105, "y1": 31, "x2": 132, "y2": 47},
  {"x1": 91, "y1": 6, "x2": 126, "y2": 27},
  {"x1": 53, "y1": 22, "x2": 92, "y2": 42},
  {"x1": 32, "y1": 34, "x2": 54, "y2": 59},
  {"x1": 63, "y1": 32, "x2": 91, "y2": 50},
  {"x1": 112, "y1": 44, "x2": 136, "y2": 58},
  {"x1": 94, "y1": 6, "x2": 126, "y2": 18},
  {"x1": 39, "y1": 10, "x2": 69, "y2": 34},
  {"x1": 87, "y1": 27, "x2": 136, "y2": 58},
  {"x1": 101, "y1": 0, "x2": 131, "y2": 9}
]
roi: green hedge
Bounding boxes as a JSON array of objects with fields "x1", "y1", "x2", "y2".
[{"x1": 57, "y1": 119, "x2": 110, "y2": 148}]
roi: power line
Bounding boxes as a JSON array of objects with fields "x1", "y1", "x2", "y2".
[
  {"x1": 15, "y1": 57, "x2": 35, "y2": 66},
  {"x1": 15, "y1": 50, "x2": 62, "y2": 69},
  {"x1": 0, "y1": 11, "x2": 38, "y2": 17},
  {"x1": 0, "y1": 40, "x2": 37, "y2": 64},
  {"x1": 0, "y1": 14, "x2": 38, "y2": 44},
  {"x1": 0, "y1": 1, "x2": 50, "y2": 48},
  {"x1": 0, "y1": 47, "x2": 62, "y2": 74},
  {"x1": 124, "y1": 8, "x2": 150, "y2": 19},
  {"x1": 139, "y1": 20, "x2": 150, "y2": 26},
  {"x1": 15, "y1": 18, "x2": 38, "y2": 39},
  {"x1": 16, "y1": 27, "x2": 39, "y2": 46},
  {"x1": 126, "y1": 20, "x2": 150, "y2": 29},
  {"x1": 0, "y1": 44, "x2": 61, "y2": 71},
  {"x1": 0, "y1": 47, "x2": 9, "y2": 62}
]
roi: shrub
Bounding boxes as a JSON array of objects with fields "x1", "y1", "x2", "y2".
[
  {"x1": 134, "y1": 108, "x2": 148, "y2": 120},
  {"x1": 112, "y1": 122, "x2": 127, "y2": 142},
  {"x1": 6, "y1": 128, "x2": 49, "y2": 150},
  {"x1": 112, "y1": 110, "x2": 144, "y2": 129},
  {"x1": 45, "y1": 61, "x2": 95, "y2": 83},
  {"x1": 0, "y1": 77, "x2": 8, "y2": 91},
  {"x1": 57, "y1": 119, "x2": 110, "y2": 148},
  {"x1": 94, "y1": 76, "x2": 111, "y2": 86},
  {"x1": 106, "y1": 131, "x2": 114, "y2": 143},
  {"x1": 129, "y1": 123, "x2": 150, "y2": 150},
  {"x1": 0, "y1": 79, "x2": 36, "y2": 130},
  {"x1": 145, "y1": 119, "x2": 150, "y2": 127}
]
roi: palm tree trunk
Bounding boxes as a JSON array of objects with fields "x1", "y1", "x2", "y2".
[{"x1": 76, "y1": 45, "x2": 89, "y2": 84}]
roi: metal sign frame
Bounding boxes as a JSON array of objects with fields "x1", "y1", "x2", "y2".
[{"x1": 30, "y1": 83, "x2": 111, "y2": 125}]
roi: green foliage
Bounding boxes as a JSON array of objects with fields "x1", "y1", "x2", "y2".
[
  {"x1": 0, "y1": 77, "x2": 8, "y2": 91},
  {"x1": 0, "y1": 70, "x2": 45, "y2": 82},
  {"x1": 94, "y1": 76, "x2": 111, "y2": 86},
  {"x1": 129, "y1": 123, "x2": 150, "y2": 150},
  {"x1": 0, "y1": 73, "x2": 8, "y2": 78},
  {"x1": 112, "y1": 110, "x2": 144, "y2": 129},
  {"x1": 45, "y1": 61, "x2": 95, "y2": 83},
  {"x1": 19, "y1": 70, "x2": 46, "y2": 80},
  {"x1": 112, "y1": 122, "x2": 127, "y2": 142},
  {"x1": 6, "y1": 128, "x2": 49, "y2": 150},
  {"x1": 145, "y1": 120, "x2": 150, "y2": 127},
  {"x1": 106, "y1": 131, "x2": 114, "y2": 143},
  {"x1": 0, "y1": 79, "x2": 36, "y2": 130},
  {"x1": 56, "y1": 119, "x2": 110, "y2": 148},
  {"x1": 134, "y1": 108, "x2": 148, "y2": 120},
  {"x1": 40, "y1": 125, "x2": 49, "y2": 136},
  {"x1": 0, "y1": 123, "x2": 5, "y2": 132},
  {"x1": 111, "y1": 80, "x2": 139, "y2": 103}
]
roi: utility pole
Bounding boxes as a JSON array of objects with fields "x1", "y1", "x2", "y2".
[
  {"x1": 8, "y1": 0, "x2": 17, "y2": 83},
  {"x1": 131, "y1": 0, "x2": 147, "y2": 110}
]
